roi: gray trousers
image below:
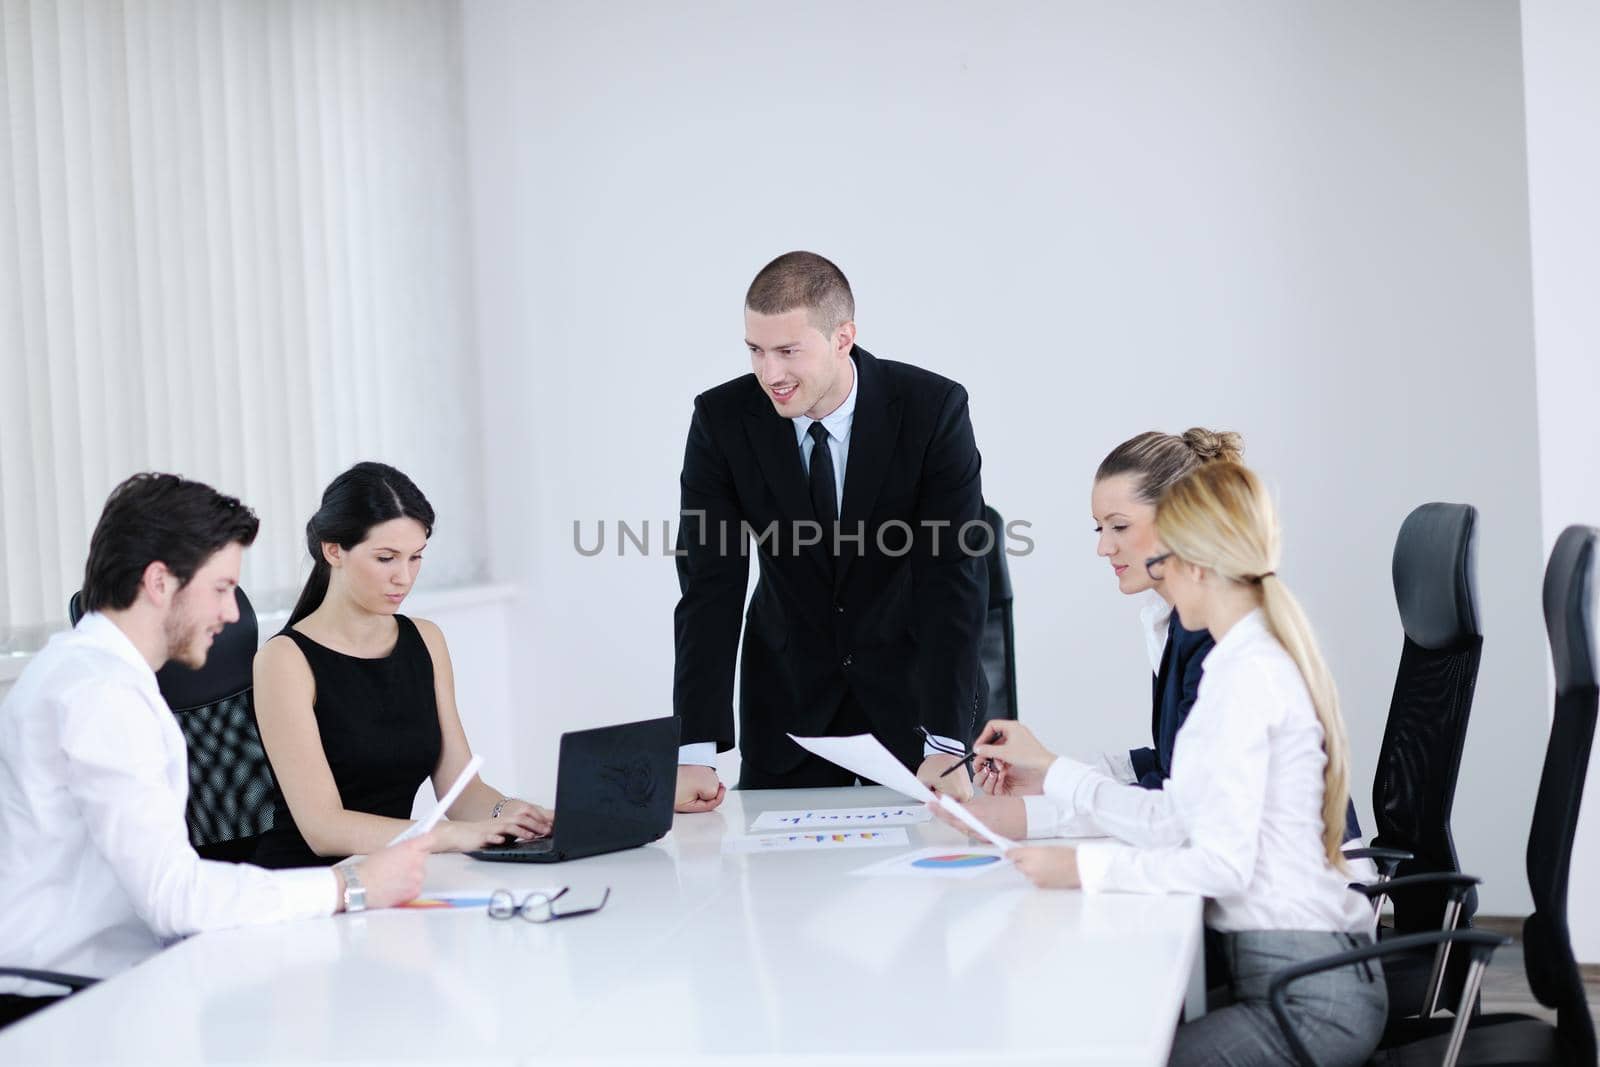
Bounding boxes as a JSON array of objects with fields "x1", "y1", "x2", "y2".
[{"x1": 1169, "y1": 929, "x2": 1387, "y2": 1067}]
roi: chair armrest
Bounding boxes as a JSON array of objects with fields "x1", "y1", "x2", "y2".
[
  {"x1": 1349, "y1": 871, "x2": 1480, "y2": 903},
  {"x1": 1266, "y1": 930, "x2": 1510, "y2": 1067},
  {"x1": 0, "y1": 967, "x2": 100, "y2": 992},
  {"x1": 1343, "y1": 846, "x2": 1413, "y2": 881},
  {"x1": 1347, "y1": 871, "x2": 1482, "y2": 1018}
]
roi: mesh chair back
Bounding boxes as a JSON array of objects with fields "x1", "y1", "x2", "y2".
[
  {"x1": 1371, "y1": 503, "x2": 1483, "y2": 934},
  {"x1": 978, "y1": 504, "x2": 1018, "y2": 723},
  {"x1": 68, "y1": 588, "x2": 276, "y2": 859},
  {"x1": 1523, "y1": 524, "x2": 1597, "y2": 1064}
]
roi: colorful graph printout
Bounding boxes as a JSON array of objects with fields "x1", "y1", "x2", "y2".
[
  {"x1": 750, "y1": 806, "x2": 933, "y2": 832},
  {"x1": 852, "y1": 845, "x2": 1011, "y2": 880},
  {"x1": 397, "y1": 888, "x2": 561, "y2": 910},
  {"x1": 722, "y1": 827, "x2": 910, "y2": 854},
  {"x1": 397, "y1": 892, "x2": 497, "y2": 910},
  {"x1": 913, "y1": 853, "x2": 1001, "y2": 870}
]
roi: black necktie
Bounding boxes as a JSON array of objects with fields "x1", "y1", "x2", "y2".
[{"x1": 807, "y1": 421, "x2": 837, "y2": 527}]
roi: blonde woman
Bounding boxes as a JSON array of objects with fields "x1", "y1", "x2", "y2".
[
  {"x1": 964, "y1": 463, "x2": 1384, "y2": 1067},
  {"x1": 966, "y1": 429, "x2": 1245, "y2": 844}
]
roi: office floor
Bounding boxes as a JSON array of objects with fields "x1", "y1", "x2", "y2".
[{"x1": 1476, "y1": 917, "x2": 1600, "y2": 1026}]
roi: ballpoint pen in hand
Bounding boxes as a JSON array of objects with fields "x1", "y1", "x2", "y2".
[
  {"x1": 915, "y1": 726, "x2": 991, "y2": 780},
  {"x1": 938, "y1": 747, "x2": 993, "y2": 779}
]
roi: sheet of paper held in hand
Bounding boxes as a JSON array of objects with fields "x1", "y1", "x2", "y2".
[
  {"x1": 750, "y1": 806, "x2": 933, "y2": 831},
  {"x1": 388, "y1": 753, "x2": 483, "y2": 846},
  {"x1": 786, "y1": 733, "x2": 1018, "y2": 850}
]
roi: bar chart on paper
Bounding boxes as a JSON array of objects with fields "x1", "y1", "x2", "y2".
[
  {"x1": 750, "y1": 806, "x2": 933, "y2": 831},
  {"x1": 722, "y1": 828, "x2": 911, "y2": 854}
]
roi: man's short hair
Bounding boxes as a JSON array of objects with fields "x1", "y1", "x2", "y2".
[
  {"x1": 745, "y1": 251, "x2": 855, "y2": 335},
  {"x1": 81, "y1": 473, "x2": 260, "y2": 613}
]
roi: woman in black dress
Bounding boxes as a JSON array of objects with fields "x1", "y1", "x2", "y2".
[{"x1": 253, "y1": 462, "x2": 551, "y2": 867}]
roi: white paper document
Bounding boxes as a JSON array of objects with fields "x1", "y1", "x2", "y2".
[
  {"x1": 935, "y1": 794, "x2": 1017, "y2": 850},
  {"x1": 786, "y1": 733, "x2": 1018, "y2": 850},
  {"x1": 388, "y1": 753, "x2": 484, "y2": 846},
  {"x1": 852, "y1": 845, "x2": 1011, "y2": 880},
  {"x1": 750, "y1": 806, "x2": 933, "y2": 831},
  {"x1": 722, "y1": 827, "x2": 910, "y2": 854},
  {"x1": 788, "y1": 732, "x2": 931, "y2": 798}
]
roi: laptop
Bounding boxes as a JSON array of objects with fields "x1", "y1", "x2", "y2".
[{"x1": 468, "y1": 716, "x2": 679, "y2": 864}]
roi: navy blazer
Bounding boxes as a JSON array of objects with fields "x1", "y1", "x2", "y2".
[
  {"x1": 1130, "y1": 610, "x2": 1363, "y2": 842},
  {"x1": 1129, "y1": 611, "x2": 1212, "y2": 788}
]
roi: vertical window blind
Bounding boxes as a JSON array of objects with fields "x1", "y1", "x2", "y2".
[{"x1": 0, "y1": 0, "x2": 486, "y2": 651}]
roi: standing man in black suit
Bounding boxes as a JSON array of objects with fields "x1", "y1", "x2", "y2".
[{"x1": 673, "y1": 251, "x2": 989, "y2": 811}]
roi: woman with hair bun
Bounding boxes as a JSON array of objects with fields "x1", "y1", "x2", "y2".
[
  {"x1": 966, "y1": 428, "x2": 1359, "y2": 844},
  {"x1": 1076, "y1": 427, "x2": 1245, "y2": 790},
  {"x1": 967, "y1": 462, "x2": 1385, "y2": 1067},
  {"x1": 252, "y1": 462, "x2": 552, "y2": 868},
  {"x1": 963, "y1": 428, "x2": 1246, "y2": 837}
]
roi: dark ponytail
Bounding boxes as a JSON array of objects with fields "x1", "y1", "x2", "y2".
[{"x1": 287, "y1": 462, "x2": 436, "y2": 626}]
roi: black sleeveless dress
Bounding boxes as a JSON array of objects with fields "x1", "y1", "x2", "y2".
[{"x1": 252, "y1": 615, "x2": 443, "y2": 868}]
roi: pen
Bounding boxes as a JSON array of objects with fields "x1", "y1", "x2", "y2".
[
  {"x1": 937, "y1": 751, "x2": 977, "y2": 778},
  {"x1": 916, "y1": 724, "x2": 993, "y2": 779}
]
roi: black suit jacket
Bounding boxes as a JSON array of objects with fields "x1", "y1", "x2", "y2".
[{"x1": 672, "y1": 346, "x2": 989, "y2": 778}]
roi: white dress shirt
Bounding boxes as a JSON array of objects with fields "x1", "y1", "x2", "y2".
[
  {"x1": 791, "y1": 359, "x2": 857, "y2": 516},
  {"x1": 680, "y1": 361, "x2": 961, "y2": 769},
  {"x1": 1027, "y1": 610, "x2": 1371, "y2": 934},
  {"x1": 0, "y1": 614, "x2": 337, "y2": 996}
]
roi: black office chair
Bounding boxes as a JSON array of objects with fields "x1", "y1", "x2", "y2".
[
  {"x1": 0, "y1": 967, "x2": 98, "y2": 1023},
  {"x1": 1344, "y1": 504, "x2": 1485, "y2": 1022},
  {"x1": 68, "y1": 588, "x2": 277, "y2": 862},
  {"x1": 1465, "y1": 522, "x2": 1598, "y2": 1064},
  {"x1": 1267, "y1": 524, "x2": 1598, "y2": 1067},
  {"x1": 977, "y1": 504, "x2": 1018, "y2": 723}
]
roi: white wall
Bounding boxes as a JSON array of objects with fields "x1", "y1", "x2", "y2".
[
  {"x1": 462, "y1": 1, "x2": 1550, "y2": 915},
  {"x1": 1522, "y1": 0, "x2": 1600, "y2": 962}
]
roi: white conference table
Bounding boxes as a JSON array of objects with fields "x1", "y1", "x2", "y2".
[{"x1": 0, "y1": 786, "x2": 1203, "y2": 1066}]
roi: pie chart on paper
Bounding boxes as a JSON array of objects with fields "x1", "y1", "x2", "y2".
[{"x1": 912, "y1": 852, "x2": 1002, "y2": 870}]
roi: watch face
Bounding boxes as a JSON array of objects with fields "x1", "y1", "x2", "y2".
[{"x1": 342, "y1": 866, "x2": 366, "y2": 912}]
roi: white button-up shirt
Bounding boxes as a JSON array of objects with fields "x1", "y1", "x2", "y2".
[
  {"x1": 1030, "y1": 610, "x2": 1372, "y2": 934},
  {"x1": 791, "y1": 356, "x2": 858, "y2": 515},
  {"x1": 0, "y1": 614, "x2": 336, "y2": 996}
]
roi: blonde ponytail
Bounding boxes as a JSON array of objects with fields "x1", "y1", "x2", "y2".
[
  {"x1": 1258, "y1": 574, "x2": 1350, "y2": 872},
  {"x1": 1155, "y1": 464, "x2": 1351, "y2": 872}
]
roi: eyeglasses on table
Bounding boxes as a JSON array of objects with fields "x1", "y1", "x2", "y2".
[{"x1": 486, "y1": 886, "x2": 610, "y2": 923}]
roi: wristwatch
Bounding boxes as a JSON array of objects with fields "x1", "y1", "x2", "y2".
[{"x1": 341, "y1": 862, "x2": 367, "y2": 913}]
